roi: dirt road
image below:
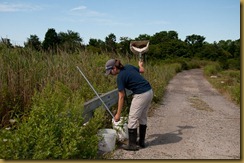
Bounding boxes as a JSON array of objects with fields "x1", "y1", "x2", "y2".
[{"x1": 112, "y1": 69, "x2": 240, "y2": 159}]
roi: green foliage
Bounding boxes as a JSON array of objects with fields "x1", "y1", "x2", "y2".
[
  {"x1": 231, "y1": 85, "x2": 240, "y2": 104},
  {"x1": 42, "y1": 28, "x2": 59, "y2": 51},
  {"x1": 5, "y1": 28, "x2": 240, "y2": 64},
  {"x1": 0, "y1": 47, "x2": 47, "y2": 126},
  {"x1": 180, "y1": 60, "x2": 188, "y2": 70},
  {"x1": 0, "y1": 47, "x2": 115, "y2": 126},
  {"x1": 204, "y1": 64, "x2": 240, "y2": 105},
  {"x1": 86, "y1": 46, "x2": 102, "y2": 54},
  {"x1": 24, "y1": 35, "x2": 42, "y2": 51},
  {"x1": 0, "y1": 38, "x2": 13, "y2": 48},
  {"x1": 105, "y1": 33, "x2": 117, "y2": 52},
  {"x1": 227, "y1": 58, "x2": 240, "y2": 70},
  {"x1": 185, "y1": 34, "x2": 205, "y2": 46},
  {"x1": 58, "y1": 30, "x2": 83, "y2": 53},
  {"x1": 220, "y1": 71, "x2": 240, "y2": 104},
  {"x1": 0, "y1": 82, "x2": 106, "y2": 159},
  {"x1": 203, "y1": 62, "x2": 222, "y2": 76},
  {"x1": 118, "y1": 37, "x2": 132, "y2": 56},
  {"x1": 144, "y1": 62, "x2": 181, "y2": 103}
]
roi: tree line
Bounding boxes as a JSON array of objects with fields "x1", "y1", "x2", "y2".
[{"x1": 0, "y1": 28, "x2": 240, "y2": 70}]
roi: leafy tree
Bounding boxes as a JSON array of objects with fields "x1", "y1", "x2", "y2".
[
  {"x1": 147, "y1": 44, "x2": 165, "y2": 59},
  {"x1": 135, "y1": 34, "x2": 151, "y2": 41},
  {"x1": 58, "y1": 30, "x2": 83, "y2": 52},
  {"x1": 86, "y1": 38, "x2": 105, "y2": 54},
  {"x1": 87, "y1": 38, "x2": 105, "y2": 54},
  {"x1": 185, "y1": 34, "x2": 206, "y2": 57},
  {"x1": 150, "y1": 31, "x2": 168, "y2": 44},
  {"x1": 24, "y1": 35, "x2": 42, "y2": 51},
  {"x1": 167, "y1": 30, "x2": 179, "y2": 40},
  {"x1": 169, "y1": 39, "x2": 188, "y2": 58},
  {"x1": 199, "y1": 43, "x2": 220, "y2": 60},
  {"x1": 105, "y1": 33, "x2": 117, "y2": 52},
  {"x1": 217, "y1": 39, "x2": 240, "y2": 59},
  {"x1": 42, "y1": 28, "x2": 59, "y2": 51},
  {"x1": 88, "y1": 38, "x2": 104, "y2": 48},
  {"x1": 118, "y1": 37, "x2": 132, "y2": 56},
  {"x1": 216, "y1": 39, "x2": 240, "y2": 70},
  {"x1": 185, "y1": 34, "x2": 205, "y2": 47},
  {"x1": 217, "y1": 40, "x2": 229, "y2": 51},
  {"x1": 233, "y1": 39, "x2": 240, "y2": 59},
  {"x1": 149, "y1": 30, "x2": 179, "y2": 45}
]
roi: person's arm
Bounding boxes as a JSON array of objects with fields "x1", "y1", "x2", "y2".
[
  {"x1": 114, "y1": 90, "x2": 125, "y2": 122},
  {"x1": 138, "y1": 60, "x2": 145, "y2": 73}
]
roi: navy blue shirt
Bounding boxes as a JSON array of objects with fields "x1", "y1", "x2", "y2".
[{"x1": 117, "y1": 65, "x2": 152, "y2": 94}]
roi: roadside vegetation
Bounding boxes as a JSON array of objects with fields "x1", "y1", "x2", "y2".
[
  {"x1": 0, "y1": 29, "x2": 240, "y2": 159},
  {"x1": 204, "y1": 63, "x2": 240, "y2": 105}
]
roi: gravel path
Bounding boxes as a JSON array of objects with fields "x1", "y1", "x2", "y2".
[{"x1": 112, "y1": 68, "x2": 240, "y2": 159}]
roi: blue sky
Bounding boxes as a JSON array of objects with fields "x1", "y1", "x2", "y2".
[{"x1": 0, "y1": 0, "x2": 240, "y2": 46}]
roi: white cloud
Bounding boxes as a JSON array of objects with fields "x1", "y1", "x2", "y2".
[
  {"x1": 70, "y1": 6, "x2": 87, "y2": 11},
  {"x1": 0, "y1": 2, "x2": 41, "y2": 12},
  {"x1": 70, "y1": 5, "x2": 106, "y2": 17}
]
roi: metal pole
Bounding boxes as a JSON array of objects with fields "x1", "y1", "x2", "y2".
[
  {"x1": 139, "y1": 52, "x2": 142, "y2": 61},
  {"x1": 76, "y1": 66, "x2": 114, "y2": 118}
]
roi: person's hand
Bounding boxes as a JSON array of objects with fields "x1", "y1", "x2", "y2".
[
  {"x1": 138, "y1": 60, "x2": 145, "y2": 73},
  {"x1": 114, "y1": 113, "x2": 120, "y2": 122}
]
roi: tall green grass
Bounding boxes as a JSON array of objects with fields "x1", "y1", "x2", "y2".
[{"x1": 0, "y1": 47, "x2": 113, "y2": 126}]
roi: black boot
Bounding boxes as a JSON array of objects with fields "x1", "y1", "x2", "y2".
[
  {"x1": 139, "y1": 124, "x2": 147, "y2": 148},
  {"x1": 122, "y1": 128, "x2": 139, "y2": 151}
]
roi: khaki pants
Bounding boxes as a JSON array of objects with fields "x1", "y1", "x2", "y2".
[{"x1": 128, "y1": 89, "x2": 153, "y2": 129}]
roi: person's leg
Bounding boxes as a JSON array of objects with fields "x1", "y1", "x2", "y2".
[
  {"x1": 138, "y1": 89, "x2": 153, "y2": 148},
  {"x1": 123, "y1": 94, "x2": 144, "y2": 151},
  {"x1": 138, "y1": 89, "x2": 153, "y2": 125},
  {"x1": 139, "y1": 124, "x2": 147, "y2": 148},
  {"x1": 122, "y1": 128, "x2": 139, "y2": 151}
]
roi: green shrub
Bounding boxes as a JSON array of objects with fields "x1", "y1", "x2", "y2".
[
  {"x1": 227, "y1": 59, "x2": 240, "y2": 70},
  {"x1": 186, "y1": 60, "x2": 203, "y2": 69},
  {"x1": 204, "y1": 63, "x2": 222, "y2": 76},
  {"x1": 0, "y1": 82, "x2": 105, "y2": 159},
  {"x1": 180, "y1": 61, "x2": 188, "y2": 70}
]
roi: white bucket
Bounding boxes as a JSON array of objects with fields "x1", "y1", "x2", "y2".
[
  {"x1": 98, "y1": 128, "x2": 117, "y2": 152},
  {"x1": 112, "y1": 117, "x2": 128, "y2": 142}
]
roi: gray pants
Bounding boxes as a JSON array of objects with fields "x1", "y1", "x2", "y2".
[{"x1": 128, "y1": 89, "x2": 153, "y2": 129}]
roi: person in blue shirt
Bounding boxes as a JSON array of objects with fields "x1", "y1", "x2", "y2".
[{"x1": 105, "y1": 59, "x2": 153, "y2": 151}]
